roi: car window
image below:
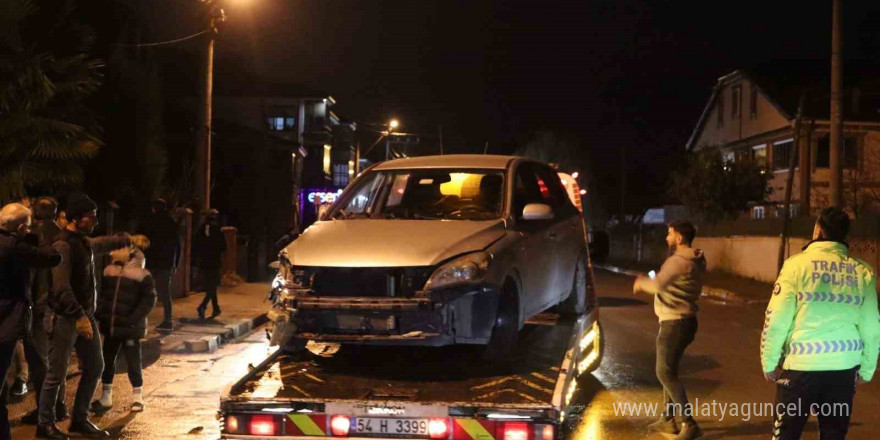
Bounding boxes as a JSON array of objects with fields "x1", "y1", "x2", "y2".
[
  {"x1": 335, "y1": 172, "x2": 384, "y2": 218},
  {"x1": 513, "y1": 164, "x2": 544, "y2": 217},
  {"x1": 329, "y1": 169, "x2": 504, "y2": 221},
  {"x1": 533, "y1": 165, "x2": 573, "y2": 212}
]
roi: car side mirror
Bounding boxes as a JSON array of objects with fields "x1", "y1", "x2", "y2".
[{"x1": 522, "y1": 203, "x2": 554, "y2": 221}]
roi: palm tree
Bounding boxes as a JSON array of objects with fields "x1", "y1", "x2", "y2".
[{"x1": 0, "y1": 0, "x2": 102, "y2": 203}]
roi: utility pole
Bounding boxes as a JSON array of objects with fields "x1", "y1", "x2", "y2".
[
  {"x1": 620, "y1": 145, "x2": 627, "y2": 223},
  {"x1": 829, "y1": 0, "x2": 844, "y2": 208},
  {"x1": 354, "y1": 139, "x2": 361, "y2": 175},
  {"x1": 438, "y1": 125, "x2": 444, "y2": 155},
  {"x1": 195, "y1": 3, "x2": 223, "y2": 212},
  {"x1": 778, "y1": 94, "x2": 806, "y2": 274}
]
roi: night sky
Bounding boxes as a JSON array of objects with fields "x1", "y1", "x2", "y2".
[{"x1": 125, "y1": 0, "x2": 880, "y2": 206}]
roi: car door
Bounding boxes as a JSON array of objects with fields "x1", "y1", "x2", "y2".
[
  {"x1": 509, "y1": 163, "x2": 559, "y2": 317},
  {"x1": 532, "y1": 164, "x2": 583, "y2": 303}
]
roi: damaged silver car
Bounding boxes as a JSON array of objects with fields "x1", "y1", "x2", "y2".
[{"x1": 269, "y1": 154, "x2": 596, "y2": 356}]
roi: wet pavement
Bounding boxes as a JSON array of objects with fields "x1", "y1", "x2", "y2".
[
  {"x1": 9, "y1": 269, "x2": 880, "y2": 439},
  {"x1": 9, "y1": 329, "x2": 275, "y2": 440},
  {"x1": 568, "y1": 269, "x2": 880, "y2": 439}
]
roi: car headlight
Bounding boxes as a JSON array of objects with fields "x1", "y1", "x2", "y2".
[
  {"x1": 272, "y1": 252, "x2": 293, "y2": 290},
  {"x1": 424, "y1": 252, "x2": 491, "y2": 290},
  {"x1": 272, "y1": 273, "x2": 285, "y2": 289}
]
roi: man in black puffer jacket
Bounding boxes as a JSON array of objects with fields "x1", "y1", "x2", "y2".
[{"x1": 92, "y1": 247, "x2": 156, "y2": 414}]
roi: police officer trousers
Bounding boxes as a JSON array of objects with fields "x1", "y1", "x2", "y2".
[{"x1": 772, "y1": 367, "x2": 858, "y2": 440}]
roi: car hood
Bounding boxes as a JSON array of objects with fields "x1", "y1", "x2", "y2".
[{"x1": 284, "y1": 219, "x2": 507, "y2": 267}]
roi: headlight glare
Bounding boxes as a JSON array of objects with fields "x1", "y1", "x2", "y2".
[{"x1": 425, "y1": 252, "x2": 491, "y2": 290}]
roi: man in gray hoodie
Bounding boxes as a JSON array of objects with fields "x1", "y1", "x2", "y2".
[{"x1": 634, "y1": 220, "x2": 706, "y2": 440}]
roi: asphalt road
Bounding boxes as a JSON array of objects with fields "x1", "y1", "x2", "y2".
[
  {"x1": 10, "y1": 269, "x2": 880, "y2": 439},
  {"x1": 568, "y1": 269, "x2": 880, "y2": 440}
]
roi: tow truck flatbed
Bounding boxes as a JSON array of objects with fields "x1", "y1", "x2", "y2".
[{"x1": 219, "y1": 308, "x2": 602, "y2": 440}]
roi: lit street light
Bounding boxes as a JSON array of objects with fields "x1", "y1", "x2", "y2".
[{"x1": 386, "y1": 119, "x2": 400, "y2": 160}]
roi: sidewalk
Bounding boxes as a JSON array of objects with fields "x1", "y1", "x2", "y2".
[
  {"x1": 145, "y1": 282, "x2": 271, "y2": 354},
  {"x1": 594, "y1": 259, "x2": 773, "y2": 305}
]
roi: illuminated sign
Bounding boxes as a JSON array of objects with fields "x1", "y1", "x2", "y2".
[{"x1": 305, "y1": 189, "x2": 343, "y2": 205}]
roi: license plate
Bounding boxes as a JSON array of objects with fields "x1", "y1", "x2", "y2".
[{"x1": 353, "y1": 418, "x2": 430, "y2": 437}]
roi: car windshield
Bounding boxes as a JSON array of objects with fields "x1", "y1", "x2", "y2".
[{"x1": 329, "y1": 169, "x2": 505, "y2": 221}]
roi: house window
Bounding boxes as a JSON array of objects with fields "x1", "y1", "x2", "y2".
[
  {"x1": 773, "y1": 139, "x2": 797, "y2": 171},
  {"x1": 750, "y1": 87, "x2": 758, "y2": 119},
  {"x1": 816, "y1": 136, "x2": 858, "y2": 169},
  {"x1": 722, "y1": 151, "x2": 735, "y2": 171},
  {"x1": 323, "y1": 145, "x2": 332, "y2": 175},
  {"x1": 731, "y1": 85, "x2": 741, "y2": 117},
  {"x1": 752, "y1": 206, "x2": 765, "y2": 219},
  {"x1": 332, "y1": 163, "x2": 349, "y2": 187},
  {"x1": 752, "y1": 144, "x2": 767, "y2": 168},
  {"x1": 717, "y1": 93, "x2": 724, "y2": 127},
  {"x1": 267, "y1": 117, "x2": 296, "y2": 131}
]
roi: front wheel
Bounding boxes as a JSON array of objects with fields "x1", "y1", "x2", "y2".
[
  {"x1": 481, "y1": 282, "x2": 520, "y2": 360},
  {"x1": 559, "y1": 253, "x2": 587, "y2": 316}
]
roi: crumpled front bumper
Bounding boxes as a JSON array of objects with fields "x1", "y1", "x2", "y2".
[{"x1": 272, "y1": 285, "x2": 498, "y2": 346}]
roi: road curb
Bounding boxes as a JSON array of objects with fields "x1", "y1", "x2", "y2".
[
  {"x1": 182, "y1": 313, "x2": 268, "y2": 353},
  {"x1": 185, "y1": 335, "x2": 221, "y2": 353},
  {"x1": 593, "y1": 263, "x2": 761, "y2": 305},
  {"x1": 145, "y1": 312, "x2": 268, "y2": 355}
]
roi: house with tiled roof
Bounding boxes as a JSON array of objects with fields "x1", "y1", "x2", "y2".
[{"x1": 687, "y1": 62, "x2": 880, "y2": 218}]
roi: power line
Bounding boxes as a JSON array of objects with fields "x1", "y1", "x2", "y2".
[{"x1": 114, "y1": 30, "x2": 208, "y2": 48}]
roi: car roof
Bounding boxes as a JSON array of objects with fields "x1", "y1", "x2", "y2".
[{"x1": 372, "y1": 154, "x2": 520, "y2": 171}]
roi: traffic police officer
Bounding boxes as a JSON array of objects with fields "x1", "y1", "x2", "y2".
[{"x1": 761, "y1": 207, "x2": 880, "y2": 440}]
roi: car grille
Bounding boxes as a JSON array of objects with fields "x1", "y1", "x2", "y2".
[{"x1": 294, "y1": 266, "x2": 433, "y2": 297}]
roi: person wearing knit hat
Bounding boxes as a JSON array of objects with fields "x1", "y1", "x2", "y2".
[
  {"x1": 64, "y1": 193, "x2": 98, "y2": 224},
  {"x1": 37, "y1": 193, "x2": 147, "y2": 440}
]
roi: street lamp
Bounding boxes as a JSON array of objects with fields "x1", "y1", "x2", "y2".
[{"x1": 385, "y1": 119, "x2": 400, "y2": 160}]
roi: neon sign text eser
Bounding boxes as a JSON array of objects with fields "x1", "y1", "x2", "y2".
[{"x1": 307, "y1": 189, "x2": 343, "y2": 204}]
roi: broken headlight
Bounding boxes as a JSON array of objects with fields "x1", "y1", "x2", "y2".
[{"x1": 424, "y1": 252, "x2": 491, "y2": 290}]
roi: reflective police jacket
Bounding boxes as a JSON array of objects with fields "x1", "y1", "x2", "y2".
[{"x1": 761, "y1": 240, "x2": 880, "y2": 382}]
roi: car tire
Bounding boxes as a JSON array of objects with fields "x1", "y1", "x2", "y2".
[
  {"x1": 481, "y1": 281, "x2": 519, "y2": 361},
  {"x1": 559, "y1": 253, "x2": 587, "y2": 316}
]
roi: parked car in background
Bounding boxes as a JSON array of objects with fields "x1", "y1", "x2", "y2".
[{"x1": 269, "y1": 154, "x2": 598, "y2": 356}]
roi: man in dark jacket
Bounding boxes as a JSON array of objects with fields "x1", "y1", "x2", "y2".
[
  {"x1": 37, "y1": 193, "x2": 146, "y2": 440},
  {"x1": 20, "y1": 197, "x2": 68, "y2": 425},
  {"x1": 193, "y1": 209, "x2": 227, "y2": 319},
  {"x1": 137, "y1": 199, "x2": 179, "y2": 331},
  {"x1": 0, "y1": 202, "x2": 62, "y2": 440}
]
